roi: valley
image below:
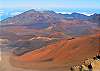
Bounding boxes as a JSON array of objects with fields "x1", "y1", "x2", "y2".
[{"x1": 0, "y1": 9, "x2": 100, "y2": 71}]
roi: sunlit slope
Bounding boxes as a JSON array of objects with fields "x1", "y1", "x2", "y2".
[{"x1": 10, "y1": 34, "x2": 100, "y2": 69}]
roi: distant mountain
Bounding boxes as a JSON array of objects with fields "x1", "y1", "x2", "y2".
[
  {"x1": 90, "y1": 14, "x2": 100, "y2": 26},
  {"x1": 1, "y1": 9, "x2": 98, "y2": 26},
  {"x1": 63, "y1": 12, "x2": 89, "y2": 20},
  {"x1": 0, "y1": 9, "x2": 100, "y2": 37},
  {"x1": 0, "y1": 9, "x2": 64, "y2": 26}
]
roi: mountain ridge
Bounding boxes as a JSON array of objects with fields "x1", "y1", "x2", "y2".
[{"x1": 1, "y1": 9, "x2": 100, "y2": 26}]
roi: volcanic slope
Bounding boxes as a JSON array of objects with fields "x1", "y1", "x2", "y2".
[{"x1": 10, "y1": 34, "x2": 100, "y2": 70}]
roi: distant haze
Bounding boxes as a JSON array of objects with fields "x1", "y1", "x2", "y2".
[{"x1": 0, "y1": 0, "x2": 100, "y2": 21}]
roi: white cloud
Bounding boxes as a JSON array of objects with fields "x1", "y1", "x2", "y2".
[
  {"x1": 0, "y1": 10, "x2": 4, "y2": 16},
  {"x1": 56, "y1": 12, "x2": 72, "y2": 14},
  {"x1": 11, "y1": 12, "x2": 22, "y2": 16},
  {"x1": 0, "y1": 10, "x2": 4, "y2": 14},
  {"x1": 81, "y1": 12, "x2": 94, "y2": 16}
]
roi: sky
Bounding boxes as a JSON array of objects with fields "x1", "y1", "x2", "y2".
[
  {"x1": 0, "y1": 0, "x2": 100, "y2": 19},
  {"x1": 0, "y1": 0, "x2": 100, "y2": 9}
]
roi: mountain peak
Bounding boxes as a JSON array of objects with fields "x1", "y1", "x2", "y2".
[{"x1": 25, "y1": 9, "x2": 38, "y2": 13}]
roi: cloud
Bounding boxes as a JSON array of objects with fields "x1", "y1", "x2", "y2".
[
  {"x1": 11, "y1": 12, "x2": 22, "y2": 16},
  {"x1": 0, "y1": 10, "x2": 4, "y2": 16},
  {"x1": 56, "y1": 12, "x2": 72, "y2": 14},
  {"x1": 81, "y1": 12, "x2": 94, "y2": 16}
]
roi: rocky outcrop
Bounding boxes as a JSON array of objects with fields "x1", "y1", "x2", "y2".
[{"x1": 70, "y1": 55, "x2": 100, "y2": 71}]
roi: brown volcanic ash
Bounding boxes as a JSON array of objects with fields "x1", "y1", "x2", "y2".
[{"x1": 10, "y1": 34, "x2": 100, "y2": 70}]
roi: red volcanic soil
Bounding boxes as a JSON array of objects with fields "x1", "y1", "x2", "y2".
[
  {"x1": 11, "y1": 39, "x2": 68, "y2": 62},
  {"x1": 10, "y1": 34, "x2": 100, "y2": 70}
]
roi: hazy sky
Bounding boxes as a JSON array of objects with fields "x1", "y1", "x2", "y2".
[
  {"x1": 0, "y1": 0, "x2": 100, "y2": 16},
  {"x1": 0, "y1": 0, "x2": 100, "y2": 9}
]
